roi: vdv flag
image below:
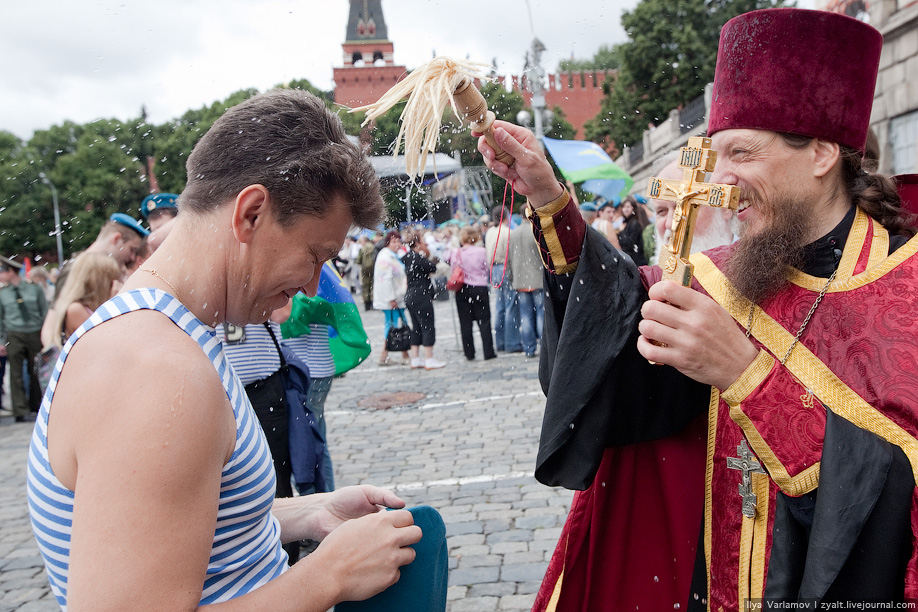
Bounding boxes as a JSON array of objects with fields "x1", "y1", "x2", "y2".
[
  {"x1": 280, "y1": 262, "x2": 371, "y2": 375},
  {"x1": 542, "y1": 136, "x2": 634, "y2": 201}
]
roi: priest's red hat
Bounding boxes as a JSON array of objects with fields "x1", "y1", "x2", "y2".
[{"x1": 708, "y1": 8, "x2": 882, "y2": 152}]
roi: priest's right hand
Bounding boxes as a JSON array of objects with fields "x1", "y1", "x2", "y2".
[
  {"x1": 637, "y1": 280, "x2": 760, "y2": 390},
  {"x1": 474, "y1": 120, "x2": 564, "y2": 207}
]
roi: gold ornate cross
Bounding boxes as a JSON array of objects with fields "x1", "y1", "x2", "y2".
[{"x1": 648, "y1": 136, "x2": 740, "y2": 285}]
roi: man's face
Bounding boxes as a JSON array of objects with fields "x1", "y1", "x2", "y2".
[
  {"x1": 710, "y1": 129, "x2": 819, "y2": 303},
  {"x1": 652, "y1": 159, "x2": 736, "y2": 262},
  {"x1": 147, "y1": 209, "x2": 177, "y2": 231},
  {"x1": 599, "y1": 206, "x2": 615, "y2": 221},
  {"x1": 106, "y1": 233, "x2": 142, "y2": 267},
  {"x1": 709, "y1": 128, "x2": 814, "y2": 238},
  {"x1": 241, "y1": 194, "x2": 353, "y2": 324}
]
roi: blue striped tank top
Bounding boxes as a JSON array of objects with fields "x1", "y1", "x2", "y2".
[{"x1": 26, "y1": 289, "x2": 288, "y2": 609}]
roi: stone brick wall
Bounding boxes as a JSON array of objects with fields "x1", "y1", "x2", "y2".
[{"x1": 870, "y1": 1, "x2": 918, "y2": 173}]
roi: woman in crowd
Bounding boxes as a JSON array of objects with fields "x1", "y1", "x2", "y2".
[
  {"x1": 401, "y1": 229, "x2": 446, "y2": 370},
  {"x1": 617, "y1": 195, "x2": 650, "y2": 266},
  {"x1": 449, "y1": 226, "x2": 496, "y2": 361},
  {"x1": 373, "y1": 229, "x2": 411, "y2": 366},
  {"x1": 49, "y1": 252, "x2": 122, "y2": 346}
]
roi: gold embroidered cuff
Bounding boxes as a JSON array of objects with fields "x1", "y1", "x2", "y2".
[
  {"x1": 721, "y1": 350, "x2": 774, "y2": 407},
  {"x1": 528, "y1": 186, "x2": 577, "y2": 275},
  {"x1": 529, "y1": 183, "x2": 570, "y2": 218}
]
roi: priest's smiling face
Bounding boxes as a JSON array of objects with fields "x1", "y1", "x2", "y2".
[
  {"x1": 712, "y1": 129, "x2": 823, "y2": 303},
  {"x1": 710, "y1": 128, "x2": 818, "y2": 239}
]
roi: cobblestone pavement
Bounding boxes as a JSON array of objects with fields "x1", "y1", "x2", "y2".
[{"x1": 0, "y1": 296, "x2": 573, "y2": 611}]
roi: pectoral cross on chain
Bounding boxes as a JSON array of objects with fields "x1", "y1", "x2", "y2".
[
  {"x1": 727, "y1": 440, "x2": 766, "y2": 518},
  {"x1": 647, "y1": 136, "x2": 740, "y2": 286}
]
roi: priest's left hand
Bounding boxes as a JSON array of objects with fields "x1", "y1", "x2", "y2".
[{"x1": 637, "y1": 280, "x2": 760, "y2": 390}]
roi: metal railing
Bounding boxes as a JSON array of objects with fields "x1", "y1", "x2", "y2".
[{"x1": 679, "y1": 93, "x2": 706, "y2": 134}]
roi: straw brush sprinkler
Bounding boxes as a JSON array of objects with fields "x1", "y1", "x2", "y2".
[{"x1": 349, "y1": 57, "x2": 515, "y2": 179}]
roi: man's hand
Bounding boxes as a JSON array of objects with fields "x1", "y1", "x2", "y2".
[
  {"x1": 389, "y1": 299, "x2": 397, "y2": 309},
  {"x1": 474, "y1": 121, "x2": 563, "y2": 207},
  {"x1": 308, "y1": 508, "x2": 421, "y2": 602},
  {"x1": 0, "y1": 344, "x2": 7, "y2": 357},
  {"x1": 636, "y1": 280, "x2": 760, "y2": 390},
  {"x1": 308, "y1": 485, "x2": 406, "y2": 540}
]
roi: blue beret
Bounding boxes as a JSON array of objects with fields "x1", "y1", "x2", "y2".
[
  {"x1": 579, "y1": 202, "x2": 598, "y2": 212},
  {"x1": 140, "y1": 193, "x2": 179, "y2": 219},
  {"x1": 109, "y1": 213, "x2": 150, "y2": 237}
]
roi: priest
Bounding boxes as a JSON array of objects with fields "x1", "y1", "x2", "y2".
[{"x1": 475, "y1": 8, "x2": 918, "y2": 611}]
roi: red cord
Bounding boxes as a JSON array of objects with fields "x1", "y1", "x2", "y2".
[{"x1": 489, "y1": 180, "x2": 515, "y2": 288}]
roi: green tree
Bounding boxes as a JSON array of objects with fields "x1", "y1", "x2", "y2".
[
  {"x1": 150, "y1": 88, "x2": 260, "y2": 195},
  {"x1": 559, "y1": 45, "x2": 621, "y2": 72},
  {"x1": 544, "y1": 106, "x2": 576, "y2": 141},
  {"x1": 585, "y1": 0, "x2": 785, "y2": 152}
]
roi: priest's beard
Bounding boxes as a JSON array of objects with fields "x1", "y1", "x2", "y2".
[{"x1": 726, "y1": 191, "x2": 814, "y2": 305}]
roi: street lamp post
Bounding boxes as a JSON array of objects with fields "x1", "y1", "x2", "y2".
[{"x1": 38, "y1": 172, "x2": 65, "y2": 265}]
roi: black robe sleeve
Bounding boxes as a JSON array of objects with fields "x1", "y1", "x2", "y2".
[{"x1": 535, "y1": 227, "x2": 710, "y2": 490}]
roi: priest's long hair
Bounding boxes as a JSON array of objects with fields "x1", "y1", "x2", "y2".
[{"x1": 780, "y1": 133, "x2": 913, "y2": 237}]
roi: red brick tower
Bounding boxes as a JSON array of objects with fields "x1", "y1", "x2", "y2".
[{"x1": 333, "y1": 0, "x2": 406, "y2": 107}]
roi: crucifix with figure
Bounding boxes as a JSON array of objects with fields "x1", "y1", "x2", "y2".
[
  {"x1": 648, "y1": 136, "x2": 741, "y2": 286},
  {"x1": 727, "y1": 440, "x2": 767, "y2": 518}
]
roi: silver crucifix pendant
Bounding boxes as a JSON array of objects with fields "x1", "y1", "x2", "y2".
[{"x1": 726, "y1": 440, "x2": 766, "y2": 518}]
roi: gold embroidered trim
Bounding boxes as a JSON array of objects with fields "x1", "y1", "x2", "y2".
[
  {"x1": 750, "y1": 472, "x2": 770, "y2": 599},
  {"x1": 704, "y1": 387, "x2": 720, "y2": 611},
  {"x1": 546, "y1": 569, "x2": 564, "y2": 612},
  {"x1": 530, "y1": 188, "x2": 574, "y2": 275},
  {"x1": 544, "y1": 529, "x2": 569, "y2": 612},
  {"x1": 531, "y1": 184, "x2": 571, "y2": 216},
  {"x1": 729, "y1": 401, "x2": 822, "y2": 495},
  {"x1": 867, "y1": 216, "x2": 890, "y2": 270},
  {"x1": 738, "y1": 512, "x2": 754, "y2": 605},
  {"x1": 784, "y1": 212, "x2": 918, "y2": 293},
  {"x1": 694, "y1": 254, "x2": 918, "y2": 484},
  {"x1": 721, "y1": 350, "x2": 774, "y2": 406},
  {"x1": 833, "y1": 207, "x2": 870, "y2": 281}
]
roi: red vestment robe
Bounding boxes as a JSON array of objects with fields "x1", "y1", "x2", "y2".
[{"x1": 531, "y1": 193, "x2": 918, "y2": 611}]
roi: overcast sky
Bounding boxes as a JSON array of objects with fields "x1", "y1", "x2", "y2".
[{"x1": 0, "y1": 0, "x2": 637, "y2": 140}]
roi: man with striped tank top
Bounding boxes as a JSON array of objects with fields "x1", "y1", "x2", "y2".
[{"x1": 27, "y1": 89, "x2": 421, "y2": 611}]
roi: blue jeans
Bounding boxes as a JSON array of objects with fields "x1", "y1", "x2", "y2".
[
  {"x1": 296, "y1": 375, "x2": 335, "y2": 495},
  {"x1": 491, "y1": 264, "x2": 521, "y2": 351},
  {"x1": 517, "y1": 290, "x2": 544, "y2": 356}
]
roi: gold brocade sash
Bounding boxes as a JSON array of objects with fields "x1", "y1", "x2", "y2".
[{"x1": 692, "y1": 252, "x2": 918, "y2": 485}]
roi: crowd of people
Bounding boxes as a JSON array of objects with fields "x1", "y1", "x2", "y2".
[{"x1": 6, "y1": 7, "x2": 918, "y2": 610}]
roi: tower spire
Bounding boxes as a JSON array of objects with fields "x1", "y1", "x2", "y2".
[{"x1": 334, "y1": 0, "x2": 405, "y2": 107}]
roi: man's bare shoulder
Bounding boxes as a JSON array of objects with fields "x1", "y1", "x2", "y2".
[
  {"x1": 68, "y1": 309, "x2": 216, "y2": 381},
  {"x1": 50, "y1": 309, "x2": 235, "y2": 470}
]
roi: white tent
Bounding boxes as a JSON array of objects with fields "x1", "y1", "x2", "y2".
[{"x1": 368, "y1": 153, "x2": 461, "y2": 180}]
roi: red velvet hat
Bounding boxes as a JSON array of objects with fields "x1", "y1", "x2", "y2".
[{"x1": 708, "y1": 8, "x2": 882, "y2": 152}]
